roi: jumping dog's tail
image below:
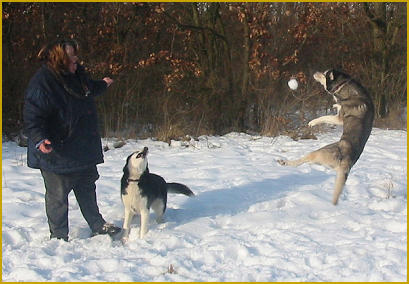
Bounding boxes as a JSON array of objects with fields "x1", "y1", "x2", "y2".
[{"x1": 166, "y1": 183, "x2": 194, "y2": 197}]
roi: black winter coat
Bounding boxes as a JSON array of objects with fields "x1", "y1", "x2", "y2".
[{"x1": 24, "y1": 64, "x2": 108, "y2": 173}]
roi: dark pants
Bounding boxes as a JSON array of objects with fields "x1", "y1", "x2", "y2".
[{"x1": 40, "y1": 166, "x2": 106, "y2": 239}]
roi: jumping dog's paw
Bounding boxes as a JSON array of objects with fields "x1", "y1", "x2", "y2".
[
  {"x1": 333, "y1": 103, "x2": 341, "y2": 113},
  {"x1": 277, "y1": 159, "x2": 288, "y2": 166},
  {"x1": 308, "y1": 118, "x2": 319, "y2": 127}
]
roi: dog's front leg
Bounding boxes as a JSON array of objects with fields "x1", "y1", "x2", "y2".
[
  {"x1": 139, "y1": 208, "x2": 149, "y2": 238},
  {"x1": 308, "y1": 114, "x2": 343, "y2": 127},
  {"x1": 308, "y1": 104, "x2": 343, "y2": 127},
  {"x1": 121, "y1": 209, "x2": 134, "y2": 243}
]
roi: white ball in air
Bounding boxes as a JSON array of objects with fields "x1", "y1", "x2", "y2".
[{"x1": 288, "y1": 78, "x2": 298, "y2": 90}]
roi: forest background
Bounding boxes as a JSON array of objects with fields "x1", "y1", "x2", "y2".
[{"x1": 2, "y1": 2, "x2": 407, "y2": 142}]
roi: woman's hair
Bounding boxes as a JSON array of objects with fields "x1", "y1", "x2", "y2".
[{"x1": 37, "y1": 39, "x2": 79, "y2": 74}]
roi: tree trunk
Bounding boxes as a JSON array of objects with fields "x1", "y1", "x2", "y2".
[
  {"x1": 365, "y1": 2, "x2": 388, "y2": 118},
  {"x1": 238, "y1": 5, "x2": 250, "y2": 130}
]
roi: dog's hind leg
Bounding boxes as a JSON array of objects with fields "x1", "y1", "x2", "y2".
[
  {"x1": 277, "y1": 149, "x2": 325, "y2": 167},
  {"x1": 278, "y1": 152, "x2": 317, "y2": 167},
  {"x1": 151, "y1": 199, "x2": 165, "y2": 224},
  {"x1": 332, "y1": 166, "x2": 349, "y2": 205},
  {"x1": 279, "y1": 142, "x2": 342, "y2": 169}
]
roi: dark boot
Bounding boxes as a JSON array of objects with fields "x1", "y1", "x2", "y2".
[
  {"x1": 50, "y1": 236, "x2": 69, "y2": 242},
  {"x1": 91, "y1": 223, "x2": 121, "y2": 237}
]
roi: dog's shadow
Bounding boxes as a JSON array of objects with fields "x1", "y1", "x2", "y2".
[{"x1": 164, "y1": 172, "x2": 330, "y2": 229}]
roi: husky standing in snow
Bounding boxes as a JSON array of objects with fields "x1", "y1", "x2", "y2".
[
  {"x1": 120, "y1": 147, "x2": 194, "y2": 241},
  {"x1": 278, "y1": 69, "x2": 374, "y2": 205}
]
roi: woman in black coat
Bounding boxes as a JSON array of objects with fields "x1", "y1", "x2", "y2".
[{"x1": 23, "y1": 39, "x2": 120, "y2": 241}]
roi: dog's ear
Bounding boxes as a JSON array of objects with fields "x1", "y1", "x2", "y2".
[
  {"x1": 123, "y1": 153, "x2": 133, "y2": 173},
  {"x1": 122, "y1": 162, "x2": 129, "y2": 181},
  {"x1": 328, "y1": 70, "x2": 334, "y2": 81}
]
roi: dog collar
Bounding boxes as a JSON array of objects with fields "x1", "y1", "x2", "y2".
[
  {"x1": 127, "y1": 178, "x2": 140, "y2": 183},
  {"x1": 331, "y1": 79, "x2": 351, "y2": 95}
]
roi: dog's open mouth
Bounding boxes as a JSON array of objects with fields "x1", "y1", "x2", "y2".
[
  {"x1": 136, "y1": 147, "x2": 149, "y2": 159},
  {"x1": 142, "y1": 147, "x2": 148, "y2": 156}
]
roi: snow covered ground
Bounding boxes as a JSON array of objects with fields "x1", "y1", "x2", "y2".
[{"x1": 2, "y1": 127, "x2": 407, "y2": 281}]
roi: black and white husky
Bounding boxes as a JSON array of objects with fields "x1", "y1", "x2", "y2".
[
  {"x1": 278, "y1": 69, "x2": 374, "y2": 205},
  {"x1": 120, "y1": 147, "x2": 194, "y2": 241}
]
